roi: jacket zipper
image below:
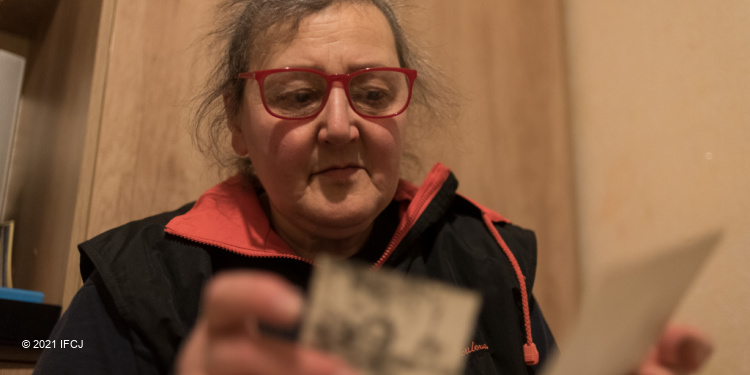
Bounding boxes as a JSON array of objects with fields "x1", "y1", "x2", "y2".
[
  {"x1": 372, "y1": 171, "x2": 447, "y2": 270},
  {"x1": 165, "y1": 229, "x2": 315, "y2": 265}
]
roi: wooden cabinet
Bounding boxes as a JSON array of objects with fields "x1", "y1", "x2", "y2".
[
  {"x1": 0, "y1": 0, "x2": 217, "y2": 371},
  {"x1": 1, "y1": 0, "x2": 218, "y2": 312},
  {"x1": 1, "y1": 0, "x2": 114, "y2": 313},
  {"x1": 1, "y1": 1, "x2": 110, "y2": 371}
]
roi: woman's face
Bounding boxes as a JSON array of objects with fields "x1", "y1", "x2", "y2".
[{"x1": 229, "y1": 3, "x2": 406, "y2": 240}]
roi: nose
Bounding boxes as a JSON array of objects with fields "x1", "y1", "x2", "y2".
[{"x1": 317, "y1": 84, "x2": 359, "y2": 145}]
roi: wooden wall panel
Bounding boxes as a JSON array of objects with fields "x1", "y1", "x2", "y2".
[
  {"x1": 403, "y1": 0, "x2": 578, "y2": 338},
  {"x1": 566, "y1": 1, "x2": 750, "y2": 372},
  {"x1": 86, "y1": 0, "x2": 220, "y2": 239}
]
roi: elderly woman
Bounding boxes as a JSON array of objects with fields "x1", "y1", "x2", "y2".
[{"x1": 35, "y1": 1, "x2": 710, "y2": 374}]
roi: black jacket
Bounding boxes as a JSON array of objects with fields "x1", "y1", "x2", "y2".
[{"x1": 35, "y1": 164, "x2": 556, "y2": 374}]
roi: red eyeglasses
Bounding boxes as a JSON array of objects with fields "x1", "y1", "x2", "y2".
[{"x1": 237, "y1": 67, "x2": 417, "y2": 120}]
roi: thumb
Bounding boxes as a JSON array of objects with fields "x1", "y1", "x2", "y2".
[{"x1": 657, "y1": 325, "x2": 713, "y2": 372}]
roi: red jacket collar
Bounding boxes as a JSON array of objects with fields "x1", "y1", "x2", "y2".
[{"x1": 164, "y1": 163, "x2": 454, "y2": 262}]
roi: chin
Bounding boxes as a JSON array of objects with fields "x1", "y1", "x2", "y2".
[{"x1": 306, "y1": 199, "x2": 385, "y2": 237}]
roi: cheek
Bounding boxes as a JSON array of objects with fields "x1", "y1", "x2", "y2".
[
  {"x1": 385, "y1": 118, "x2": 406, "y2": 162},
  {"x1": 241, "y1": 116, "x2": 315, "y2": 181},
  {"x1": 239, "y1": 109, "x2": 279, "y2": 172},
  {"x1": 369, "y1": 119, "x2": 406, "y2": 181}
]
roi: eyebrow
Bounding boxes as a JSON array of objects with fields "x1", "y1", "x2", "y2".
[
  {"x1": 347, "y1": 62, "x2": 392, "y2": 72},
  {"x1": 275, "y1": 62, "x2": 394, "y2": 74}
]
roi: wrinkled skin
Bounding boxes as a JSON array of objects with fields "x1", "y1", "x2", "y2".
[{"x1": 228, "y1": 2, "x2": 406, "y2": 261}]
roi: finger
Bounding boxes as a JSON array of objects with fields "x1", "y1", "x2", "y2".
[
  {"x1": 175, "y1": 319, "x2": 209, "y2": 375},
  {"x1": 203, "y1": 271, "x2": 303, "y2": 333},
  {"x1": 657, "y1": 325, "x2": 713, "y2": 372},
  {"x1": 206, "y1": 334, "x2": 360, "y2": 375},
  {"x1": 631, "y1": 348, "x2": 672, "y2": 375}
]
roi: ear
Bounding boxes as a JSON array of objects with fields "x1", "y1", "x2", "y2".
[{"x1": 223, "y1": 93, "x2": 249, "y2": 156}]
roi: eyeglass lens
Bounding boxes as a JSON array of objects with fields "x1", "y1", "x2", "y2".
[{"x1": 262, "y1": 70, "x2": 410, "y2": 118}]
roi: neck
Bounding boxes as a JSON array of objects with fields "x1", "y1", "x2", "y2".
[
  {"x1": 258, "y1": 193, "x2": 373, "y2": 260},
  {"x1": 270, "y1": 210, "x2": 373, "y2": 260}
]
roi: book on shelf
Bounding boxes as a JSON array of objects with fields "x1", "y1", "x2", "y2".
[
  {"x1": 1, "y1": 48, "x2": 25, "y2": 291},
  {"x1": 1, "y1": 50, "x2": 25, "y2": 221},
  {"x1": 1, "y1": 219, "x2": 13, "y2": 288},
  {"x1": 0, "y1": 286, "x2": 44, "y2": 303}
]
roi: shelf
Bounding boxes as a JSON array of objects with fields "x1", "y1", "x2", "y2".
[
  {"x1": 0, "y1": 0, "x2": 59, "y2": 39},
  {"x1": 1, "y1": 0, "x2": 109, "y2": 310}
]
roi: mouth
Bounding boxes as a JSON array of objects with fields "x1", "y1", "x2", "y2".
[
  {"x1": 317, "y1": 163, "x2": 363, "y2": 173},
  {"x1": 314, "y1": 164, "x2": 365, "y2": 180}
]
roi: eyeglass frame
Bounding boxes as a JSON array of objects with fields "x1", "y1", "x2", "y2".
[{"x1": 236, "y1": 67, "x2": 418, "y2": 120}]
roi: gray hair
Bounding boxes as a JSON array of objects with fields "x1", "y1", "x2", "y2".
[{"x1": 193, "y1": 0, "x2": 457, "y2": 182}]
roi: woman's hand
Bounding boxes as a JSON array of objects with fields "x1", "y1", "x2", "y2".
[
  {"x1": 175, "y1": 271, "x2": 360, "y2": 375},
  {"x1": 632, "y1": 324, "x2": 713, "y2": 375}
]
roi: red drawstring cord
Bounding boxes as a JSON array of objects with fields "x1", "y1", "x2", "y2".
[{"x1": 481, "y1": 213, "x2": 539, "y2": 366}]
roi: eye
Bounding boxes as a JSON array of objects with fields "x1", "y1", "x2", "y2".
[
  {"x1": 364, "y1": 90, "x2": 387, "y2": 102},
  {"x1": 351, "y1": 85, "x2": 393, "y2": 109},
  {"x1": 262, "y1": 72, "x2": 327, "y2": 116},
  {"x1": 282, "y1": 89, "x2": 318, "y2": 105},
  {"x1": 270, "y1": 88, "x2": 324, "y2": 113},
  {"x1": 349, "y1": 71, "x2": 409, "y2": 115}
]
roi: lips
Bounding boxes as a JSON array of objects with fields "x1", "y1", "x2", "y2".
[
  {"x1": 314, "y1": 163, "x2": 364, "y2": 180},
  {"x1": 315, "y1": 163, "x2": 364, "y2": 175}
]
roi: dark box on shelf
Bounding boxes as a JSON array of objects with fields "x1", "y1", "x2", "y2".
[{"x1": 0, "y1": 298, "x2": 61, "y2": 363}]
